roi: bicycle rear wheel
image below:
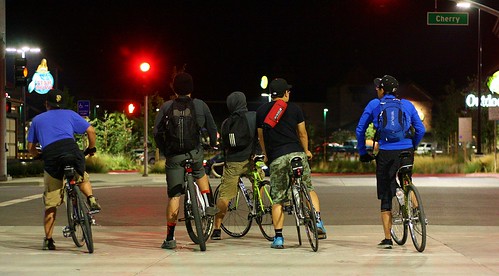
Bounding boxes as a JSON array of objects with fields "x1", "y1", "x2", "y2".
[
  {"x1": 407, "y1": 184, "x2": 427, "y2": 252},
  {"x1": 291, "y1": 187, "x2": 302, "y2": 246},
  {"x1": 391, "y1": 196, "x2": 408, "y2": 245},
  {"x1": 255, "y1": 180, "x2": 274, "y2": 241},
  {"x1": 75, "y1": 186, "x2": 94, "y2": 253},
  {"x1": 214, "y1": 182, "x2": 252, "y2": 238},
  {"x1": 66, "y1": 187, "x2": 85, "y2": 248},
  {"x1": 184, "y1": 176, "x2": 206, "y2": 251},
  {"x1": 300, "y1": 182, "x2": 319, "y2": 252}
]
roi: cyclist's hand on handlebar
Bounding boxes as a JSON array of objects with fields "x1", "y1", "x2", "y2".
[
  {"x1": 359, "y1": 153, "x2": 375, "y2": 163},
  {"x1": 84, "y1": 147, "x2": 97, "y2": 156}
]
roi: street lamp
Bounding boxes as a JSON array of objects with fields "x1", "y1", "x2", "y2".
[
  {"x1": 323, "y1": 108, "x2": 328, "y2": 162},
  {"x1": 5, "y1": 46, "x2": 40, "y2": 156},
  {"x1": 455, "y1": 1, "x2": 499, "y2": 155}
]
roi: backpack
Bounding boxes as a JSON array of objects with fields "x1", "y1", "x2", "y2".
[
  {"x1": 155, "y1": 98, "x2": 200, "y2": 154},
  {"x1": 221, "y1": 111, "x2": 252, "y2": 152},
  {"x1": 376, "y1": 98, "x2": 408, "y2": 142}
]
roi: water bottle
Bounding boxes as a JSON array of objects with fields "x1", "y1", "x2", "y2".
[
  {"x1": 293, "y1": 186, "x2": 300, "y2": 206},
  {"x1": 396, "y1": 188, "x2": 405, "y2": 206}
]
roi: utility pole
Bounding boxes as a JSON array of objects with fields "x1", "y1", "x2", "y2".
[{"x1": 0, "y1": 0, "x2": 9, "y2": 181}]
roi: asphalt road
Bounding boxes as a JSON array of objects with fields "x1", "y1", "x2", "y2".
[{"x1": 1, "y1": 175, "x2": 498, "y2": 227}]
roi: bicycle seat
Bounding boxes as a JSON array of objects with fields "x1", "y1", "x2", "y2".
[
  {"x1": 59, "y1": 154, "x2": 78, "y2": 168},
  {"x1": 399, "y1": 151, "x2": 412, "y2": 159},
  {"x1": 253, "y1": 155, "x2": 265, "y2": 163},
  {"x1": 290, "y1": 156, "x2": 303, "y2": 177},
  {"x1": 290, "y1": 156, "x2": 303, "y2": 169},
  {"x1": 180, "y1": 159, "x2": 194, "y2": 167}
]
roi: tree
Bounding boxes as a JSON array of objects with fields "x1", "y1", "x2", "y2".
[{"x1": 90, "y1": 111, "x2": 140, "y2": 154}]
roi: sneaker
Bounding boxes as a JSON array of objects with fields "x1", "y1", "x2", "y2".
[
  {"x1": 377, "y1": 239, "x2": 393, "y2": 249},
  {"x1": 210, "y1": 229, "x2": 221, "y2": 240},
  {"x1": 161, "y1": 239, "x2": 177, "y2": 250},
  {"x1": 271, "y1": 236, "x2": 284, "y2": 249},
  {"x1": 42, "y1": 237, "x2": 56, "y2": 250},
  {"x1": 316, "y1": 220, "x2": 327, "y2": 240},
  {"x1": 88, "y1": 196, "x2": 102, "y2": 212},
  {"x1": 205, "y1": 206, "x2": 219, "y2": 216}
]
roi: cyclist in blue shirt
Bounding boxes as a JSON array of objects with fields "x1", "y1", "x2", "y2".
[
  {"x1": 27, "y1": 89, "x2": 101, "y2": 251},
  {"x1": 356, "y1": 75, "x2": 425, "y2": 249}
]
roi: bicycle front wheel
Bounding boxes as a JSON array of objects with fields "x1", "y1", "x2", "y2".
[
  {"x1": 214, "y1": 182, "x2": 252, "y2": 238},
  {"x1": 184, "y1": 175, "x2": 206, "y2": 251},
  {"x1": 391, "y1": 196, "x2": 408, "y2": 245},
  {"x1": 255, "y1": 180, "x2": 274, "y2": 241},
  {"x1": 66, "y1": 187, "x2": 85, "y2": 248},
  {"x1": 299, "y1": 182, "x2": 319, "y2": 252},
  {"x1": 75, "y1": 186, "x2": 94, "y2": 253},
  {"x1": 407, "y1": 184, "x2": 427, "y2": 252}
]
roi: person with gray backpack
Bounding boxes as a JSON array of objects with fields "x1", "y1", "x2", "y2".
[
  {"x1": 211, "y1": 91, "x2": 261, "y2": 240},
  {"x1": 356, "y1": 75, "x2": 425, "y2": 249}
]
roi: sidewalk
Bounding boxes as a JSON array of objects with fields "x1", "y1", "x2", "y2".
[{"x1": 0, "y1": 225, "x2": 498, "y2": 275}]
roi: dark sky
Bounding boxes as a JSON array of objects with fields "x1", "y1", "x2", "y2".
[{"x1": 5, "y1": 0, "x2": 499, "y2": 111}]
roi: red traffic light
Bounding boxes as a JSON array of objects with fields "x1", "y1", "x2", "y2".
[{"x1": 140, "y1": 62, "x2": 150, "y2": 72}]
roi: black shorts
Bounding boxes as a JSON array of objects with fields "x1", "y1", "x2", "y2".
[{"x1": 375, "y1": 148, "x2": 413, "y2": 205}]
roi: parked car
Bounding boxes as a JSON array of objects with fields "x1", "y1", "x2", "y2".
[
  {"x1": 132, "y1": 148, "x2": 164, "y2": 164},
  {"x1": 416, "y1": 143, "x2": 433, "y2": 155}
]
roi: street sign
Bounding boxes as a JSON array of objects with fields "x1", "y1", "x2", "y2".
[
  {"x1": 77, "y1": 100, "x2": 90, "y2": 117},
  {"x1": 427, "y1": 12, "x2": 468, "y2": 26}
]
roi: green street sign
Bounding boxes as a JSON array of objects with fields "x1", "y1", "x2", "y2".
[{"x1": 427, "y1": 12, "x2": 468, "y2": 26}]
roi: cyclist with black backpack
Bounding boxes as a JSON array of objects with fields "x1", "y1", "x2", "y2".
[
  {"x1": 153, "y1": 72, "x2": 218, "y2": 250},
  {"x1": 355, "y1": 75, "x2": 425, "y2": 249},
  {"x1": 210, "y1": 91, "x2": 262, "y2": 240}
]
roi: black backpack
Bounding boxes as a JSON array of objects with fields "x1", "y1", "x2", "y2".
[
  {"x1": 221, "y1": 111, "x2": 252, "y2": 152},
  {"x1": 155, "y1": 98, "x2": 200, "y2": 154},
  {"x1": 376, "y1": 98, "x2": 408, "y2": 142}
]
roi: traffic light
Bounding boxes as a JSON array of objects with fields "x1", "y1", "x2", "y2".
[
  {"x1": 126, "y1": 102, "x2": 140, "y2": 116},
  {"x1": 15, "y1": 57, "x2": 28, "y2": 87}
]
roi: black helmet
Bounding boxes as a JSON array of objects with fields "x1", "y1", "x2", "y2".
[{"x1": 374, "y1": 75, "x2": 398, "y2": 94}]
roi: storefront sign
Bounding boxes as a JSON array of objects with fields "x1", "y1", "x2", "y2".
[
  {"x1": 28, "y1": 59, "x2": 54, "y2": 94},
  {"x1": 465, "y1": 94, "x2": 499, "y2": 108}
]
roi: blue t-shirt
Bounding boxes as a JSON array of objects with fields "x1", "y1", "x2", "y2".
[
  {"x1": 27, "y1": 109, "x2": 90, "y2": 148},
  {"x1": 356, "y1": 94, "x2": 426, "y2": 156}
]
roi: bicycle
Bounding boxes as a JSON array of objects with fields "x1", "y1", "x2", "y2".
[
  {"x1": 283, "y1": 156, "x2": 319, "y2": 252},
  {"x1": 390, "y1": 151, "x2": 428, "y2": 252},
  {"x1": 213, "y1": 155, "x2": 274, "y2": 241},
  {"x1": 61, "y1": 154, "x2": 98, "y2": 254},
  {"x1": 179, "y1": 158, "x2": 214, "y2": 251}
]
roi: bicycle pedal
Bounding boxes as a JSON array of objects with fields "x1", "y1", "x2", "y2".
[
  {"x1": 89, "y1": 210, "x2": 100, "y2": 215},
  {"x1": 62, "y1": 226, "x2": 71, "y2": 238},
  {"x1": 178, "y1": 217, "x2": 186, "y2": 222}
]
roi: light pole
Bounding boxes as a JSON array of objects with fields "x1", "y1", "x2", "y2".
[
  {"x1": 323, "y1": 108, "x2": 328, "y2": 162},
  {"x1": 455, "y1": 1, "x2": 499, "y2": 155},
  {"x1": 140, "y1": 62, "x2": 150, "y2": 177},
  {"x1": 5, "y1": 46, "x2": 40, "y2": 155}
]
